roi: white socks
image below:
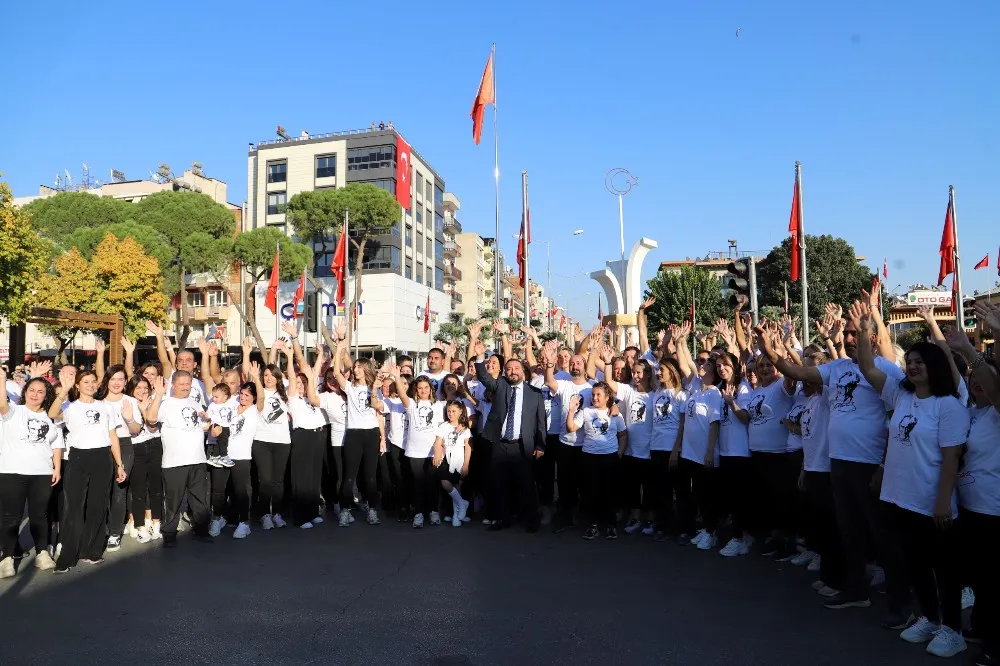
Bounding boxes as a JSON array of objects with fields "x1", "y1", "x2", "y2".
[{"x1": 448, "y1": 488, "x2": 463, "y2": 503}]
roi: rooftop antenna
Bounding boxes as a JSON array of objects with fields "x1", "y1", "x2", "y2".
[
  {"x1": 54, "y1": 173, "x2": 62, "y2": 189},
  {"x1": 191, "y1": 161, "x2": 203, "y2": 176},
  {"x1": 276, "y1": 125, "x2": 290, "y2": 141}
]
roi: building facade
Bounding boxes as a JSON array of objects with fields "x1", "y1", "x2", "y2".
[{"x1": 454, "y1": 232, "x2": 492, "y2": 320}]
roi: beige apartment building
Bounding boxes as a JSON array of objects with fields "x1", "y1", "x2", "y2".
[{"x1": 454, "y1": 232, "x2": 491, "y2": 319}]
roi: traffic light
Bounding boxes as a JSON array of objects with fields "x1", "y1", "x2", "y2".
[
  {"x1": 724, "y1": 258, "x2": 759, "y2": 320},
  {"x1": 304, "y1": 292, "x2": 318, "y2": 333}
]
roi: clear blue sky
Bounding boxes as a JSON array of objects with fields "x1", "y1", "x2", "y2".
[{"x1": 3, "y1": 0, "x2": 998, "y2": 324}]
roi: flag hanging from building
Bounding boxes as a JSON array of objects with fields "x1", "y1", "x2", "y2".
[
  {"x1": 788, "y1": 176, "x2": 802, "y2": 282},
  {"x1": 291, "y1": 270, "x2": 306, "y2": 318},
  {"x1": 938, "y1": 197, "x2": 956, "y2": 285},
  {"x1": 395, "y1": 135, "x2": 412, "y2": 210},
  {"x1": 471, "y1": 50, "x2": 495, "y2": 145},
  {"x1": 974, "y1": 254, "x2": 989, "y2": 270},
  {"x1": 264, "y1": 247, "x2": 280, "y2": 315},
  {"x1": 423, "y1": 291, "x2": 430, "y2": 333}
]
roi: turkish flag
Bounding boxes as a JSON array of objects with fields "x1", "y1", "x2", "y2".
[
  {"x1": 883, "y1": 257, "x2": 888, "y2": 280},
  {"x1": 395, "y1": 135, "x2": 412, "y2": 210},
  {"x1": 423, "y1": 292, "x2": 430, "y2": 333},
  {"x1": 264, "y1": 248, "x2": 280, "y2": 315},
  {"x1": 789, "y1": 178, "x2": 802, "y2": 282},
  {"x1": 331, "y1": 230, "x2": 347, "y2": 306},
  {"x1": 291, "y1": 270, "x2": 305, "y2": 317},
  {"x1": 471, "y1": 51, "x2": 495, "y2": 145},
  {"x1": 516, "y1": 210, "x2": 530, "y2": 288},
  {"x1": 938, "y1": 199, "x2": 956, "y2": 285},
  {"x1": 559, "y1": 315, "x2": 566, "y2": 331},
  {"x1": 974, "y1": 254, "x2": 989, "y2": 270}
]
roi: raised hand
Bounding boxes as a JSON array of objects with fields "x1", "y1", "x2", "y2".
[
  {"x1": 196, "y1": 338, "x2": 209, "y2": 355},
  {"x1": 58, "y1": 366, "x2": 76, "y2": 393},
  {"x1": 248, "y1": 361, "x2": 262, "y2": 378},
  {"x1": 152, "y1": 375, "x2": 166, "y2": 396},
  {"x1": 944, "y1": 326, "x2": 975, "y2": 352},
  {"x1": 473, "y1": 340, "x2": 486, "y2": 358},
  {"x1": 242, "y1": 337, "x2": 254, "y2": 354},
  {"x1": 273, "y1": 339, "x2": 287, "y2": 353},
  {"x1": 468, "y1": 320, "x2": 484, "y2": 340},
  {"x1": 641, "y1": 295, "x2": 656, "y2": 310},
  {"x1": 541, "y1": 340, "x2": 558, "y2": 366},
  {"x1": 973, "y1": 301, "x2": 1000, "y2": 334},
  {"x1": 281, "y1": 320, "x2": 297, "y2": 338},
  {"x1": 847, "y1": 300, "x2": 870, "y2": 331},
  {"x1": 334, "y1": 319, "x2": 347, "y2": 341},
  {"x1": 208, "y1": 341, "x2": 219, "y2": 357},
  {"x1": 599, "y1": 343, "x2": 615, "y2": 365},
  {"x1": 382, "y1": 362, "x2": 399, "y2": 377},
  {"x1": 120, "y1": 337, "x2": 135, "y2": 354},
  {"x1": 95, "y1": 338, "x2": 106, "y2": 355},
  {"x1": 915, "y1": 305, "x2": 935, "y2": 323},
  {"x1": 145, "y1": 320, "x2": 163, "y2": 337},
  {"x1": 28, "y1": 360, "x2": 52, "y2": 378},
  {"x1": 829, "y1": 317, "x2": 844, "y2": 342}
]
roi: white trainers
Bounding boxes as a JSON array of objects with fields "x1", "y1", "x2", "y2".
[
  {"x1": 926, "y1": 626, "x2": 967, "y2": 658},
  {"x1": 454, "y1": 498, "x2": 469, "y2": 524},
  {"x1": 106, "y1": 535, "x2": 122, "y2": 551},
  {"x1": 808, "y1": 553, "x2": 821, "y2": 571},
  {"x1": 696, "y1": 532, "x2": 717, "y2": 551},
  {"x1": 791, "y1": 549, "x2": 815, "y2": 566},
  {"x1": 150, "y1": 524, "x2": 162, "y2": 541},
  {"x1": 366, "y1": 508, "x2": 380, "y2": 525},
  {"x1": 962, "y1": 587, "x2": 976, "y2": 610},
  {"x1": 313, "y1": 516, "x2": 324, "y2": 525},
  {"x1": 429, "y1": 511, "x2": 442, "y2": 525},
  {"x1": 34, "y1": 550, "x2": 56, "y2": 571},
  {"x1": 261, "y1": 514, "x2": 275, "y2": 531},
  {"x1": 901, "y1": 616, "x2": 939, "y2": 644},
  {"x1": 208, "y1": 517, "x2": 226, "y2": 537},
  {"x1": 719, "y1": 538, "x2": 745, "y2": 557},
  {"x1": 125, "y1": 519, "x2": 137, "y2": 539},
  {"x1": 641, "y1": 521, "x2": 655, "y2": 536},
  {"x1": 816, "y1": 585, "x2": 840, "y2": 598},
  {"x1": 624, "y1": 518, "x2": 643, "y2": 535},
  {"x1": 691, "y1": 529, "x2": 709, "y2": 548},
  {"x1": 338, "y1": 509, "x2": 351, "y2": 527},
  {"x1": 413, "y1": 513, "x2": 425, "y2": 529},
  {"x1": 272, "y1": 513, "x2": 287, "y2": 528},
  {"x1": 134, "y1": 526, "x2": 152, "y2": 544},
  {"x1": 300, "y1": 521, "x2": 314, "y2": 530},
  {"x1": 0, "y1": 557, "x2": 14, "y2": 579},
  {"x1": 868, "y1": 564, "x2": 886, "y2": 588},
  {"x1": 233, "y1": 522, "x2": 251, "y2": 539}
]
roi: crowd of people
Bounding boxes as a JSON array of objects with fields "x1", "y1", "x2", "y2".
[{"x1": 0, "y1": 290, "x2": 998, "y2": 665}]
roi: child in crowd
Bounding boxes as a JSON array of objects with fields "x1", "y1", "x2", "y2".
[
  {"x1": 433, "y1": 400, "x2": 472, "y2": 527},
  {"x1": 206, "y1": 384, "x2": 235, "y2": 468}
]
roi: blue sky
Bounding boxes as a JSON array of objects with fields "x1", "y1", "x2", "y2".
[{"x1": 3, "y1": 0, "x2": 998, "y2": 324}]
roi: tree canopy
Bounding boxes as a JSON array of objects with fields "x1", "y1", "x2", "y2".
[
  {"x1": 0, "y1": 180, "x2": 51, "y2": 326},
  {"x1": 64, "y1": 220, "x2": 178, "y2": 293},
  {"x1": 233, "y1": 226, "x2": 312, "y2": 283},
  {"x1": 644, "y1": 265, "x2": 727, "y2": 334},
  {"x1": 20, "y1": 191, "x2": 131, "y2": 247}
]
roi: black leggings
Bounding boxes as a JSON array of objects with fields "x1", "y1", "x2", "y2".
[
  {"x1": 130, "y1": 437, "x2": 163, "y2": 527},
  {"x1": 676, "y1": 457, "x2": 722, "y2": 535},
  {"x1": 719, "y1": 455, "x2": 752, "y2": 538},
  {"x1": 749, "y1": 451, "x2": 787, "y2": 535},
  {"x1": 553, "y1": 442, "x2": 583, "y2": 521},
  {"x1": 252, "y1": 440, "x2": 290, "y2": 517},
  {"x1": 57, "y1": 447, "x2": 114, "y2": 568},
  {"x1": 960, "y1": 508, "x2": 1000, "y2": 655},
  {"x1": 340, "y1": 428, "x2": 380, "y2": 509},
  {"x1": 108, "y1": 437, "x2": 134, "y2": 537},
  {"x1": 467, "y1": 434, "x2": 493, "y2": 519},
  {"x1": 290, "y1": 428, "x2": 326, "y2": 525},
  {"x1": 649, "y1": 451, "x2": 676, "y2": 531},
  {"x1": 322, "y1": 443, "x2": 344, "y2": 510},
  {"x1": 211, "y1": 459, "x2": 252, "y2": 523},
  {"x1": 805, "y1": 470, "x2": 845, "y2": 590},
  {"x1": 582, "y1": 452, "x2": 619, "y2": 528},
  {"x1": 409, "y1": 457, "x2": 439, "y2": 516},
  {"x1": 380, "y1": 444, "x2": 408, "y2": 512},
  {"x1": 0, "y1": 474, "x2": 52, "y2": 557}
]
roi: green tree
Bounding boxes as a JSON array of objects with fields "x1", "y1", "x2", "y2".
[
  {"x1": 436, "y1": 311, "x2": 468, "y2": 345},
  {"x1": 644, "y1": 266, "x2": 727, "y2": 334},
  {"x1": 20, "y1": 191, "x2": 131, "y2": 247},
  {"x1": 895, "y1": 324, "x2": 928, "y2": 351},
  {"x1": 0, "y1": 179, "x2": 50, "y2": 328},
  {"x1": 64, "y1": 220, "x2": 178, "y2": 294},
  {"x1": 757, "y1": 235, "x2": 875, "y2": 323}
]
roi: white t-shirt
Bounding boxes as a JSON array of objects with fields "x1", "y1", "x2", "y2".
[
  {"x1": 132, "y1": 400, "x2": 159, "y2": 445},
  {"x1": 784, "y1": 388, "x2": 809, "y2": 453},
  {"x1": 880, "y1": 382, "x2": 969, "y2": 518},
  {"x1": 63, "y1": 400, "x2": 115, "y2": 451},
  {"x1": 168, "y1": 372, "x2": 207, "y2": 409},
  {"x1": 227, "y1": 406, "x2": 259, "y2": 461},
  {"x1": 818, "y1": 357, "x2": 904, "y2": 464},
  {"x1": 718, "y1": 382, "x2": 751, "y2": 457},
  {"x1": 801, "y1": 392, "x2": 832, "y2": 473},
  {"x1": 747, "y1": 381, "x2": 795, "y2": 453},
  {"x1": 257, "y1": 389, "x2": 291, "y2": 443},
  {"x1": 574, "y1": 407, "x2": 625, "y2": 455},
  {"x1": 319, "y1": 390, "x2": 347, "y2": 446},
  {"x1": 418, "y1": 370, "x2": 448, "y2": 396},
  {"x1": 205, "y1": 398, "x2": 236, "y2": 446},
  {"x1": 469, "y1": 381, "x2": 492, "y2": 435},
  {"x1": 555, "y1": 380, "x2": 595, "y2": 447},
  {"x1": 959, "y1": 405, "x2": 1000, "y2": 516},
  {"x1": 650, "y1": 387, "x2": 686, "y2": 453},
  {"x1": 289, "y1": 395, "x2": 326, "y2": 430},
  {"x1": 384, "y1": 396, "x2": 407, "y2": 448},
  {"x1": 405, "y1": 399, "x2": 442, "y2": 459},
  {"x1": 104, "y1": 394, "x2": 139, "y2": 440},
  {"x1": 436, "y1": 422, "x2": 471, "y2": 473},
  {"x1": 346, "y1": 382, "x2": 379, "y2": 430},
  {"x1": 5, "y1": 380, "x2": 22, "y2": 404},
  {"x1": 531, "y1": 375, "x2": 558, "y2": 434},
  {"x1": 0, "y1": 405, "x2": 62, "y2": 475},
  {"x1": 615, "y1": 384, "x2": 654, "y2": 459},
  {"x1": 157, "y1": 396, "x2": 208, "y2": 469},
  {"x1": 681, "y1": 386, "x2": 723, "y2": 467}
]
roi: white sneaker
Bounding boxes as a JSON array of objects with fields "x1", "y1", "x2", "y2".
[
  {"x1": 312, "y1": 516, "x2": 324, "y2": 525},
  {"x1": 808, "y1": 553, "x2": 821, "y2": 572},
  {"x1": 34, "y1": 550, "x2": 56, "y2": 571},
  {"x1": 719, "y1": 538, "x2": 745, "y2": 557},
  {"x1": 0, "y1": 557, "x2": 14, "y2": 579},
  {"x1": 54, "y1": 542, "x2": 63, "y2": 559},
  {"x1": 641, "y1": 522, "x2": 655, "y2": 536},
  {"x1": 348, "y1": 511, "x2": 355, "y2": 524},
  {"x1": 429, "y1": 511, "x2": 442, "y2": 525},
  {"x1": 791, "y1": 549, "x2": 815, "y2": 566},
  {"x1": 300, "y1": 521, "x2": 314, "y2": 530},
  {"x1": 272, "y1": 513, "x2": 287, "y2": 528},
  {"x1": 125, "y1": 519, "x2": 137, "y2": 539},
  {"x1": 482, "y1": 518, "x2": 494, "y2": 526},
  {"x1": 366, "y1": 508, "x2": 380, "y2": 525},
  {"x1": 413, "y1": 513, "x2": 425, "y2": 529},
  {"x1": 106, "y1": 535, "x2": 122, "y2": 551},
  {"x1": 962, "y1": 587, "x2": 975, "y2": 610},
  {"x1": 696, "y1": 532, "x2": 717, "y2": 551},
  {"x1": 692, "y1": 529, "x2": 709, "y2": 548},
  {"x1": 150, "y1": 524, "x2": 162, "y2": 541},
  {"x1": 454, "y1": 498, "x2": 469, "y2": 524},
  {"x1": 817, "y1": 585, "x2": 840, "y2": 598},
  {"x1": 233, "y1": 522, "x2": 251, "y2": 539},
  {"x1": 926, "y1": 625, "x2": 967, "y2": 658},
  {"x1": 261, "y1": 514, "x2": 275, "y2": 531},
  {"x1": 338, "y1": 509, "x2": 351, "y2": 527},
  {"x1": 451, "y1": 514, "x2": 462, "y2": 527},
  {"x1": 134, "y1": 526, "x2": 152, "y2": 544},
  {"x1": 624, "y1": 518, "x2": 643, "y2": 535},
  {"x1": 208, "y1": 517, "x2": 226, "y2": 537},
  {"x1": 901, "y1": 616, "x2": 939, "y2": 644}
]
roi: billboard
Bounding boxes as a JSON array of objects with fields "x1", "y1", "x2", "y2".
[{"x1": 905, "y1": 291, "x2": 953, "y2": 306}]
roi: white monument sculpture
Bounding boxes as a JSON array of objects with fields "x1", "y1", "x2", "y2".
[{"x1": 591, "y1": 237, "x2": 658, "y2": 338}]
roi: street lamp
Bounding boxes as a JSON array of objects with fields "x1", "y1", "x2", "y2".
[{"x1": 512, "y1": 230, "x2": 584, "y2": 331}]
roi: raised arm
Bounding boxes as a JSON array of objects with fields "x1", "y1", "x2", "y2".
[
  {"x1": 638, "y1": 296, "x2": 654, "y2": 356},
  {"x1": 674, "y1": 322, "x2": 697, "y2": 379},
  {"x1": 144, "y1": 375, "x2": 167, "y2": 425},
  {"x1": 197, "y1": 339, "x2": 217, "y2": 394},
  {"x1": 147, "y1": 320, "x2": 175, "y2": 377},
  {"x1": 721, "y1": 384, "x2": 750, "y2": 424},
  {"x1": 330, "y1": 339, "x2": 349, "y2": 391},
  {"x1": 541, "y1": 341, "x2": 560, "y2": 393},
  {"x1": 121, "y1": 337, "x2": 136, "y2": 379},
  {"x1": 520, "y1": 326, "x2": 538, "y2": 368},
  {"x1": 863, "y1": 285, "x2": 896, "y2": 362},
  {"x1": 95, "y1": 338, "x2": 106, "y2": 382},
  {"x1": 49, "y1": 366, "x2": 75, "y2": 419},
  {"x1": 946, "y1": 327, "x2": 1000, "y2": 412},
  {"x1": 472, "y1": 340, "x2": 499, "y2": 394},
  {"x1": 247, "y1": 361, "x2": 266, "y2": 411},
  {"x1": 849, "y1": 299, "x2": 886, "y2": 395},
  {"x1": 916, "y1": 305, "x2": 962, "y2": 389},
  {"x1": 565, "y1": 395, "x2": 582, "y2": 433},
  {"x1": 756, "y1": 323, "x2": 822, "y2": 385}
]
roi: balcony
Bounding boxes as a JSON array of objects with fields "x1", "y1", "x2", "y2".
[
  {"x1": 443, "y1": 217, "x2": 462, "y2": 234},
  {"x1": 444, "y1": 264, "x2": 463, "y2": 281},
  {"x1": 448, "y1": 289, "x2": 463, "y2": 304},
  {"x1": 443, "y1": 240, "x2": 461, "y2": 258},
  {"x1": 187, "y1": 305, "x2": 231, "y2": 321}
]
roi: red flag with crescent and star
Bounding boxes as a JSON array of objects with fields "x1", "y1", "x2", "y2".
[{"x1": 395, "y1": 135, "x2": 412, "y2": 210}]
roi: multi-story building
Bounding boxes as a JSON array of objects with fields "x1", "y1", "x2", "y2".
[
  {"x1": 442, "y1": 192, "x2": 463, "y2": 311},
  {"x1": 454, "y1": 232, "x2": 492, "y2": 320},
  {"x1": 245, "y1": 126, "x2": 452, "y2": 362},
  {"x1": 482, "y1": 237, "x2": 502, "y2": 309}
]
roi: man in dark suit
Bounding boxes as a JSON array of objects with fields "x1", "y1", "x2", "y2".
[{"x1": 473, "y1": 340, "x2": 546, "y2": 532}]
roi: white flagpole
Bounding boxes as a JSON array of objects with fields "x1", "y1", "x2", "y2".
[
  {"x1": 951, "y1": 186, "x2": 965, "y2": 328},
  {"x1": 273, "y1": 240, "x2": 280, "y2": 343},
  {"x1": 796, "y1": 161, "x2": 809, "y2": 344},
  {"x1": 492, "y1": 43, "x2": 502, "y2": 312},
  {"x1": 521, "y1": 170, "x2": 530, "y2": 328}
]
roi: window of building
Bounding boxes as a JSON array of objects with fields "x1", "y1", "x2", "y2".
[
  {"x1": 207, "y1": 290, "x2": 228, "y2": 308},
  {"x1": 361, "y1": 245, "x2": 400, "y2": 271},
  {"x1": 415, "y1": 261, "x2": 424, "y2": 285},
  {"x1": 435, "y1": 240, "x2": 444, "y2": 263},
  {"x1": 267, "y1": 191, "x2": 286, "y2": 215},
  {"x1": 359, "y1": 178, "x2": 396, "y2": 194},
  {"x1": 427, "y1": 208, "x2": 434, "y2": 232},
  {"x1": 316, "y1": 155, "x2": 337, "y2": 179},
  {"x1": 347, "y1": 145, "x2": 395, "y2": 171},
  {"x1": 404, "y1": 224, "x2": 412, "y2": 247},
  {"x1": 267, "y1": 161, "x2": 287, "y2": 183},
  {"x1": 416, "y1": 209, "x2": 422, "y2": 225},
  {"x1": 435, "y1": 267, "x2": 444, "y2": 291},
  {"x1": 434, "y1": 184, "x2": 444, "y2": 211},
  {"x1": 416, "y1": 230, "x2": 424, "y2": 256},
  {"x1": 426, "y1": 237, "x2": 432, "y2": 258},
  {"x1": 187, "y1": 292, "x2": 205, "y2": 308},
  {"x1": 405, "y1": 263, "x2": 412, "y2": 280},
  {"x1": 425, "y1": 181, "x2": 432, "y2": 202},
  {"x1": 415, "y1": 172, "x2": 424, "y2": 199},
  {"x1": 435, "y1": 211, "x2": 444, "y2": 235}
]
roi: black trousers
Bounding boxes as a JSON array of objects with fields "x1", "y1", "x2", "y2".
[
  {"x1": 553, "y1": 442, "x2": 583, "y2": 521},
  {"x1": 467, "y1": 434, "x2": 493, "y2": 519},
  {"x1": 491, "y1": 439, "x2": 538, "y2": 524},
  {"x1": 0, "y1": 474, "x2": 52, "y2": 557},
  {"x1": 108, "y1": 437, "x2": 134, "y2": 537},
  {"x1": 211, "y1": 459, "x2": 252, "y2": 523},
  {"x1": 619, "y1": 455, "x2": 653, "y2": 512},
  {"x1": 884, "y1": 501, "x2": 961, "y2": 630},
  {"x1": 47, "y1": 458, "x2": 66, "y2": 546},
  {"x1": 162, "y1": 464, "x2": 210, "y2": 537},
  {"x1": 650, "y1": 450, "x2": 677, "y2": 531},
  {"x1": 960, "y1": 508, "x2": 1000, "y2": 654},
  {"x1": 779, "y1": 449, "x2": 806, "y2": 536},
  {"x1": 409, "y1": 457, "x2": 439, "y2": 516},
  {"x1": 749, "y1": 451, "x2": 787, "y2": 535},
  {"x1": 719, "y1": 455, "x2": 752, "y2": 538},
  {"x1": 676, "y1": 457, "x2": 722, "y2": 535},
  {"x1": 130, "y1": 437, "x2": 163, "y2": 527},
  {"x1": 830, "y1": 459, "x2": 908, "y2": 609},
  {"x1": 535, "y1": 434, "x2": 559, "y2": 506},
  {"x1": 322, "y1": 442, "x2": 344, "y2": 510},
  {"x1": 290, "y1": 428, "x2": 326, "y2": 525},
  {"x1": 252, "y1": 440, "x2": 290, "y2": 517},
  {"x1": 340, "y1": 428, "x2": 380, "y2": 508},
  {"x1": 581, "y1": 452, "x2": 618, "y2": 528},
  {"x1": 804, "y1": 470, "x2": 846, "y2": 590},
  {"x1": 380, "y1": 444, "x2": 407, "y2": 512},
  {"x1": 57, "y1": 447, "x2": 113, "y2": 568}
]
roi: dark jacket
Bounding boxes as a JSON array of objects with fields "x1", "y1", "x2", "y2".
[{"x1": 474, "y1": 360, "x2": 546, "y2": 453}]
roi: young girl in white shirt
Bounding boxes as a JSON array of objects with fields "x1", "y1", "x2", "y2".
[
  {"x1": 380, "y1": 374, "x2": 411, "y2": 522},
  {"x1": 387, "y1": 371, "x2": 443, "y2": 528},
  {"x1": 432, "y1": 400, "x2": 472, "y2": 527}
]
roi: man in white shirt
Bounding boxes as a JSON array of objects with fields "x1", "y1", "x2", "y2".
[{"x1": 543, "y1": 349, "x2": 593, "y2": 533}]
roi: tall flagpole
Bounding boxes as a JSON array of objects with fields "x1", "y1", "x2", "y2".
[
  {"x1": 274, "y1": 240, "x2": 280, "y2": 343},
  {"x1": 690, "y1": 288, "x2": 696, "y2": 359},
  {"x1": 796, "y1": 161, "x2": 809, "y2": 344},
  {"x1": 521, "y1": 170, "x2": 530, "y2": 327},
  {"x1": 951, "y1": 185, "x2": 965, "y2": 328},
  {"x1": 491, "y1": 43, "x2": 502, "y2": 312}
]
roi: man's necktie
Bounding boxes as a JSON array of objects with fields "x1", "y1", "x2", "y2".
[{"x1": 504, "y1": 386, "x2": 517, "y2": 440}]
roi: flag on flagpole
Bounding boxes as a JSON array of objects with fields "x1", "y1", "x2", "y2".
[
  {"x1": 788, "y1": 177, "x2": 802, "y2": 282},
  {"x1": 516, "y1": 210, "x2": 530, "y2": 288},
  {"x1": 938, "y1": 201, "x2": 956, "y2": 285},
  {"x1": 291, "y1": 270, "x2": 306, "y2": 317},
  {"x1": 974, "y1": 254, "x2": 989, "y2": 270},
  {"x1": 423, "y1": 290, "x2": 431, "y2": 334},
  {"x1": 470, "y1": 51, "x2": 496, "y2": 145},
  {"x1": 597, "y1": 294, "x2": 603, "y2": 323},
  {"x1": 331, "y1": 228, "x2": 347, "y2": 307},
  {"x1": 883, "y1": 257, "x2": 888, "y2": 280},
  {"x1": 395, "y1": 135, "x2": 412, "y2": 210},
  {"x1": 264, "y1": 246, "x2": 280, "y2": 315}
]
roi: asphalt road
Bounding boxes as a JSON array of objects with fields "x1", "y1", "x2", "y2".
[{"x1": 0, "y1": 519, "x2": 943, "y2": 666}]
